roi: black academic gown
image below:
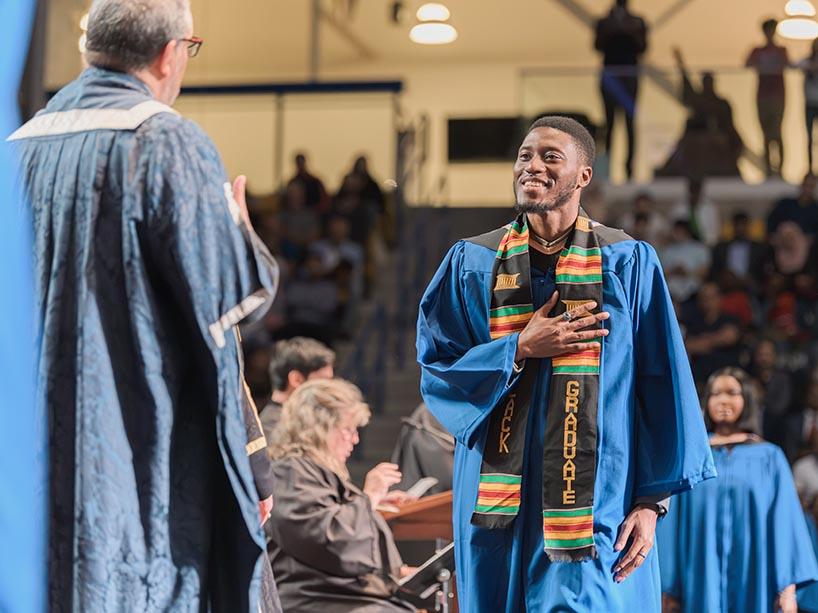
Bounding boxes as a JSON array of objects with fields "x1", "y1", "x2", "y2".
[{"x1": 266, "y1": 455, "x2": 415, "y2": 612}]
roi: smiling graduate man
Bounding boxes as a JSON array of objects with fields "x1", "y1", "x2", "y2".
[{"x1": 416, "y1": 116, "x2": 716, "y2": 612}]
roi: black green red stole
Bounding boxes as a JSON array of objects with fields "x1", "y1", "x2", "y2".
[{"x1": 470, "y1": 210, "x2": 603, "y2": 563}]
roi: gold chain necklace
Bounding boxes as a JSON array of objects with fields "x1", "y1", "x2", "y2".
[{"x1": 529, "y1": 226, "x2": 572, "y2": 253}]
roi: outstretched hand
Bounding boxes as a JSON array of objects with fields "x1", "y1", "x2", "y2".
[
  {"x1": 515, "y1": 291, "x2": 609, "y2": 362},
  {"x1": 613, "y1": 505, "x2": 658, "y2": 583}
]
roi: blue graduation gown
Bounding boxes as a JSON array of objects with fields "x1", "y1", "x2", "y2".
[
  {"x1": 417, "y1": 225, "x2": 716, "y2": 612},
  {"x1": 798, "y1": 512, "x2": 818, "y2": 613},
  {"x1": 11, "y1": 68, "x2": 278, "y2": 611},
  {"x1": 658, "y1": 441, "x2": 818, "y2": 612},
  {"x1": 0, "y1": 2, "x2": 44, "y2": 610}
]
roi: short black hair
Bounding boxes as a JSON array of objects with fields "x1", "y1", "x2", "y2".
[
  {"x1": 762, "y1": 18, "x2": 777, "y2": 34},
  {"x1": 702, "y1": 367, "x2": 762, "y2": 436},
  {"x1": 527, "y1": 116, "x2": 596, "y2": 166},
  {"x1": 268, "y1": 337, "x2": 336, "y2": 392}
]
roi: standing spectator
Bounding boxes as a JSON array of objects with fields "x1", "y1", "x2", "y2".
[
  {"x1": 670, "y1": 178, "x2": 721, "y2": 247},
  {"x1": 746, "y1": 18, "x2": 790, "y2": 177},
  {"x1": 287, "y1": 152, "x2": 330, "y2": 213},
  {"x1": 683, "y1": 282, "x2": 743, "y2": 386},
  {"x1": 594, "y1": 0, "x2": 648, "y2": 180},
  {"x1": 657, "y1": 49, "x2": 743, "y2": 178},
  {"x1": 711, "y1": 211, "x2": 772, "y2": 294},
  {"x1": 9, "y1": 0, "x2": 281, "y2": 609},
  {"x1": 617, "y1": 191, "x2": 669, "y2": 247},
  {"x1": 659, "y1": 219, "x2": 711, "y2": 304},
  {"x1": 799, "y1": 39, "x2": 818, "y2": 173},
  {"x1": 767, "y1": 174, "x2": 818, "y2": 237}
]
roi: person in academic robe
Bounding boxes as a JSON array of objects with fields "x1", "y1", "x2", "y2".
[
  {"x1": 391, "y1": 402, "x2": 455, "y2": 495},
  {"x1": 658, "y1": 367, "x2": 818, "y2": 613},
  {"x1": 266, "y1": 378, "x2": 416, "y2": 612},
  {"x1": 416, "y1": 115, "x2": 715, "y2": 612},
  {"x1": 9, "y1": 0, "x2": 280, "y2": 610}
]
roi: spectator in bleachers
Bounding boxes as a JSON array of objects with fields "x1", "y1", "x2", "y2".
[
  {"x1": 683, "y1": 282, "x2": 743, "y2": 386},
  {"x1": 279, "y1": 180, "x2": 322, "y2": 263},
  {"x1": 332, "y1": 172, "x2": 373, "y2": 246},
  {"x1": 348, "y1": 155, "x2": 386, "y2": 220},
  {"x1": 670, "y1": 178, "x2": 721, "y2": 246},
  {"x1": 660, "y1": 219, "x2": 711, "y2": 304},
  {"x1": 798, "y1": 39, "x2": 818, "y2": 174},
  {"x1": 767, "y1": 174, "x2": 818, "y2": 237},
  {"x1": 594, "y1": 0, "x2": 648, "y2": 180},
  {"x1": 260, "y1": 337, "x2": 335, "y2": 442},
  {"x1": 617, "y1": 191, "x2": 668, "y2": 247},
  {"x1": 711, "y1": 211, "x2": 772, "y2": 295},
  {"x1": 794, "y1": 413, "x2": 818, "y2": 511},
  {"x1": 311, "y1": 215, "x2": 365, "y2": 336},
  {"x1": 657, "y1": 49, "x2": 743, "y2": 178},
  {"x1": 283, "y1": 251, "x2": 340, "y2": 345},
  {"x1": 788, "y1": 372, "x2": 818, "y2": 462},
  {"x1": 266, "y1": 379, "x2": 416, "y2": 612},
  {"x1": 751, "y1": 337, "x2": 796, "y2": 452},
  {"x1": 287, "y1": 152, "x2": 330, "y2": 212},
  {"x1": 746, "y1": 18, "x2": 790, "y2": 178}
]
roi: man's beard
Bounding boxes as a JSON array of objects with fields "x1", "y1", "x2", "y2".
[{"x1": 514, "y1": 177, "x2": 577, "y2": 214}]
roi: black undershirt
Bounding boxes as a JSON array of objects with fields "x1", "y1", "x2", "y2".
[{"x1": 529, "y1": 248, "x2": 560, "y2": 273}]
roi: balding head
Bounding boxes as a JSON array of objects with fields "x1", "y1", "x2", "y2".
[{"x1": 85, "y1": 0, "x2": 192, "y2": 72}]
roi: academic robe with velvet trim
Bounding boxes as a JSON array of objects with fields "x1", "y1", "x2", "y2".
[
  {"x1": 658, "y1": 441, "x2": 818, "y2": 612},
  {"x1": 416, "y1": 221, "x2": 716, "y2": 613},
  {"x1": 11, "y1": 67, "x2": 279, "y2": 612}
]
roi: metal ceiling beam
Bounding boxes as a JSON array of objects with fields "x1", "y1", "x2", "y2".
[{"x1": 319, "y1": 4, "x2": 377, "y2": 62}]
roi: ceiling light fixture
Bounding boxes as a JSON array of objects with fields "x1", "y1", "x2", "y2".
[
  {"x1": 416, "y1": 3, "x2": 451, "y2": 22},
  {"x1": 786, "y1": 0, "x2": 817, "y2": 16},
  {"x1": 410, "y1": 22, "x2": 457, "y2": 44},
  {"x1": 779, "y1": 17, "x2": 818, "y2": 38},
  {"x1": 779, "y1": 0, "x2": 818, "y2": 39},
  {"x1": 410, "y1": 3, "x2": 457, "y2": 45}
]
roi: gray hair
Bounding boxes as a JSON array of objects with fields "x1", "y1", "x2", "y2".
[{"x1": 85, "y1": 0, "x2": 192, "y2": 72}]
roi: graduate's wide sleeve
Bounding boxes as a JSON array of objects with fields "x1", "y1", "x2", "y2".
[
  {"x1": 266, "y1": 459, "x2": 384, "y2": 578},
  {"x1": 144, "y1": 117, "x2": 279, "y2": 351},
  {"x1": 769, "y1": 446, "x2": 818, "y2": 592},
  {"x1": 416, "y1": 241, "x2": 521, "y2": 447},
  {"x1": 627, "y1": 241, "x2": 716, "y2": 496}
]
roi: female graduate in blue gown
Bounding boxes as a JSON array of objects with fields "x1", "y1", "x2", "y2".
[{"x1": 658, "y1": 367, "x2": 818, "y2": 613}]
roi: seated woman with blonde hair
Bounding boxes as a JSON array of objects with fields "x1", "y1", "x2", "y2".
[{"x1": 266, "y1": 378, "x2": 416, "y2": 612}]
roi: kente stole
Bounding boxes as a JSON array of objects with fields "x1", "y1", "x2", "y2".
[{"x1": 470, "y1": 211, "x2": 603, "y2": 563}]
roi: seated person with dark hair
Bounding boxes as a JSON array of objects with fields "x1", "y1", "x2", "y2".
[
  {"x1": 267, "y1": 379, "x2": 416, "y2": 612},
  {"x1": 768, "y1": 174, "x2": 818, "y2": 238},
  {"x1": 711, "y1": 211, "x2": 772, "y2": 294},
  {"x1": 684, "y1": 282, "x2": 743, "y2": 386},
  {"x1": 260, "y1": 336, "x2": 335, "y2": 441}
]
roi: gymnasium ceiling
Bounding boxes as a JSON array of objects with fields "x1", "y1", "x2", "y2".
[{"x1": 49, "y1": 0, "x2": 805, "y2": 85}]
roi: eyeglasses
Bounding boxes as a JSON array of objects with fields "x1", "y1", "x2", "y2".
[{"x1": 179, "y1": 37, "x2": 203, "y2": 58}]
